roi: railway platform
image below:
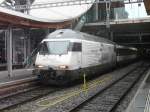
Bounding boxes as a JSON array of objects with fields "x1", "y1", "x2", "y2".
[
  {"x1": 126, "y1": 69, "x2": 150, "y2": 112},
  {"x1": 0, "y1": 68, "x2": 35, "y2": 84}
]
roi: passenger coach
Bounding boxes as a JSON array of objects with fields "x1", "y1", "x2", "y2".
[{"x1": 116, "y1": 45, "x2": 137, "y2": 65}]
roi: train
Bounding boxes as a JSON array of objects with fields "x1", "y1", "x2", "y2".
[
  {"x1": 34, "y1": 29, "x2": 137, "y2": 85},
  {"x1": 116, "y1": 45, "x2": 137, "y2": 65}
]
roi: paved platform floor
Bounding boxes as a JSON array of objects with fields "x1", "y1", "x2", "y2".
[
  {"x1": 0, "y1": 69, "x2": 34, "y2": 84},
  {"x1": 126, "y1": 69, "x2": 150, "y2": 112}
]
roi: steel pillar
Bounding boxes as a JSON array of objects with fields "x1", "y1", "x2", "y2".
[
  {"x1": 106, "y1": 0, "x2": 111, "y2": 28},
  {"x1": 27, "y1": 37, "x2": 31, "y2": 56},
  {"x1": 139, "y1": 33, "x2": 142, "y2": 43},
  {"x1": 4, "y1": 31, "x2": 7, "y2": 61},
  {"x1": 12, "y1": 35, "x2": 16, "y2": 64},
  {"x1": 24, "y1": 28, "x2": 31, "y2": 57},
  {"x1": 110, "y1": 32, "x2": 113, "y2": 41},
  {"x1": 95, "y1": 1, "x2": 99, "y2": 21},
  {"x1": 26, "y1": 0, "x2": 31, "y2": 14},
  {"x1": 6, "y1": 26, "x2": 13, "y2": 77},
  {"x1": 23, "y1": 37, "x2": 27, "y2": 62}
]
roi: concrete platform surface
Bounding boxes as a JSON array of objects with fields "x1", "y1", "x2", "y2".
[
  {"x1": 125, "y1": 69, "x2": 150, "y2": 112},
  {"x1": 0, "y1": 69, "x2": 34, "y2": 84}
]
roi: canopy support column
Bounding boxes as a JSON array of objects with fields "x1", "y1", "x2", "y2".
[
  {"x1": 7, "y1": 26, "x2": 13, "y2": 77},
  {"x1": 110, "y1": 32, "x2": 113, "y2": 41}
]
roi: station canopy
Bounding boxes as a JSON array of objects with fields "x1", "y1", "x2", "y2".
[
  {"x1": 0, "y1": 0, "x2": 5, "y2": 4},
  {"x1": 30, "y1": 0, "x2": 95, "y2": 22}
]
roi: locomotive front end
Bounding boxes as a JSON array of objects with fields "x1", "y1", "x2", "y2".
[{"x1": 35, "y1": 39, "x2": 82, "y2": 85}]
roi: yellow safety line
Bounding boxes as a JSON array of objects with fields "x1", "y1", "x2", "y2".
[
  {"x1": 38, "y1": 90, "x2": 82, "y2": 107},
  {"x1": 37, "y1": 75, "x2": 112, "y2": 107}
]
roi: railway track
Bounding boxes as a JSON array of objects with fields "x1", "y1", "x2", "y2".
[
  {"x1": 0, "y1": 62, "x2": 149, "y2": 112},
  {"x1": 34, "y1": 62, "x2": 149, "y2": 112},
  {"x1": 0, "y1": 77, "x2": 58, "y2": 111},
  {"x1": 69, "y1": 63, "x2": 149, "y2": 112},
  {"x1": 0, "y1": 77, "x2": 38, "y2": 98}
]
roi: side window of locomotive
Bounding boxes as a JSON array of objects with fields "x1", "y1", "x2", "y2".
[
  {"x1": 70, "y1": 42, "x2": 82, "y2": 52},
  {"x1": 39, "y1": 42, "x2": 49, "y2": 55}
]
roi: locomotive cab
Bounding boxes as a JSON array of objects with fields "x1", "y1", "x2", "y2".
[
  {"x1": 34, "y1": 39, "x2": 82, "y2": 84},
  {"x1": 35, "y1": 40, "x2": 82, "y2": 70}
]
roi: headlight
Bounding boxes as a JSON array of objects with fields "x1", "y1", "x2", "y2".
[
  {"x1": 37, "y1": 65, "x2": 44, "y2": 68},
  {"x1": 59, "y1": 65, "x2": 68, "y2": 69}
]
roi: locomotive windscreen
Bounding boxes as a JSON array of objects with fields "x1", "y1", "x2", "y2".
[
  {"x1": 39, "y1": 41, "x2": 82, "y2": 55},
  {"x1": 39, "y1": 41, "x2": 69, "y2": 55}
]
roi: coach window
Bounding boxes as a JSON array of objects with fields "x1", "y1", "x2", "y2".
[{"x1": 70, "y1": 42, "x2": 82, "y2": 51}]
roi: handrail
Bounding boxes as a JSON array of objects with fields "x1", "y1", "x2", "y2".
[
  {"x1": 74, "y1": 15, "x2": 86, "y2": 31},
  {"x1": 23, "y1": 46, "x2": 39, "y2": 68}
]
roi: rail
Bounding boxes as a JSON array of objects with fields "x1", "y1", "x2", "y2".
[
  {"x1": 68, "y1": 63, "x2": 148, "y2": 112},
  {"x1": 0, "y1": 76, "x2": 37, "y2": 89},
  {"x1": 0, "y1": 76, "x2": 38, "y2": 101}
]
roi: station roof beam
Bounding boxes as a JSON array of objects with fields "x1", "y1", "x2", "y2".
[{"x1": 0, "y1": 7, "x2": 71, "y2": 29}]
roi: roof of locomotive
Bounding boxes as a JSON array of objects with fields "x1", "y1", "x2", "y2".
[{"x1": 45, "y1": 29, "x2": 115, "y2": 44}]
